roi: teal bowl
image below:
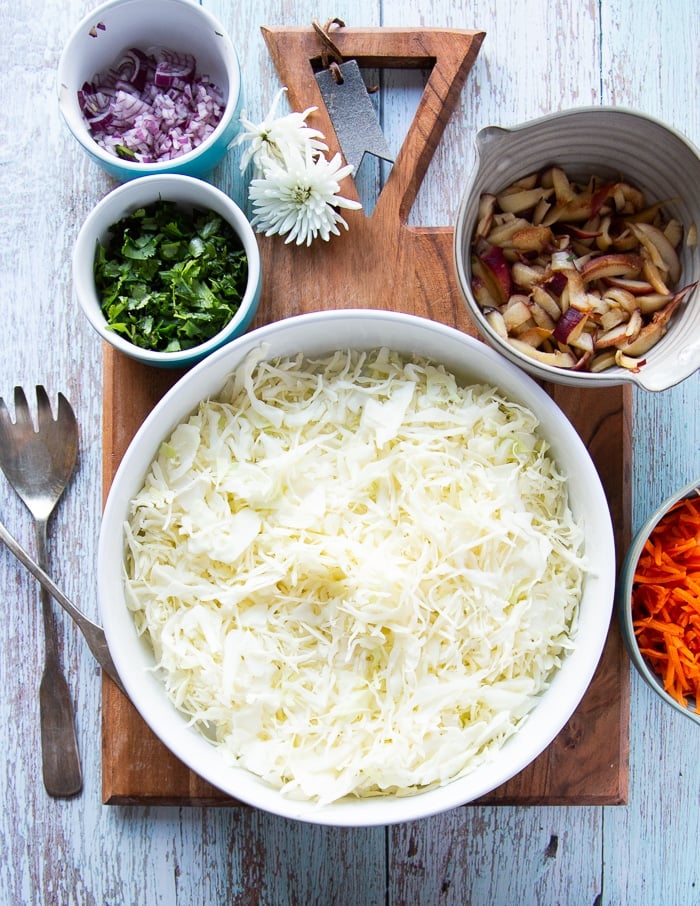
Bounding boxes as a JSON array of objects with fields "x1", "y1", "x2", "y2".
[
  {"x1": 57, "y1": 0, "x2": 243, "y2": 181},
  {"x1": 72, "y1": 174, "x2": 262, "y2": 368},
  {"x1": 618, "y1": 478, "x2": 700, "y2": 726}
]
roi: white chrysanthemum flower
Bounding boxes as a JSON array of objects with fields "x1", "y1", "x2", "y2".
[
  {"x1": 248, "y1": 145, "x2": 362, "y2": 247},
  {"x1": 236, "y1": 87, "x2": 328, "y2": 175},
  {"x1": 238, "y1": 85, "x2": 364, "y2": 245}
]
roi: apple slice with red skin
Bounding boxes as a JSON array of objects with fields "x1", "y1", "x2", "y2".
[
  {"x1": 605, "y1": 276, "x2": 655, "y2": 295},
  {"x1": 629, "y1": 222, "x2": 681, "y2": 284},
  {"x1": 476, "y1": 244, "x2": 512, "y2": 304},
  {"x1": 581, "y1": 253, "x2": 643, "y2": 283},
  {"x1": 553, "y1": 307, "x2": 587, "y2": 344},
  {"x1": 620, "y1": 282, "x2": 696, "y2": 355},
  {"x1": 470, "y1": 167, "x2": 690, "y2": 373}
]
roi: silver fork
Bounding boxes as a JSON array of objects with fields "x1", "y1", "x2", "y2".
[{"x1": 0, "y1": 387, "x2": 82, "y2": 797}]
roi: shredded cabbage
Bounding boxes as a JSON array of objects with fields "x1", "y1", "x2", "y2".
[{"x1": 124, "y1": 347, "x2": 586, "y2": 803}]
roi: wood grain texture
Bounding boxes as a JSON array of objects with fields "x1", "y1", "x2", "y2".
[
  {"x1": 599, "y1": 3, "x2": 700, "y2": 906},
  {"x1": 100, "y1": 25, "x2": 629, "y2": 809},
  {"x1": 1, "y1": 0, "x2": 698, "y2": 902},
  {"x1": 256, "y1": 27, "x2": 485, "y2": 330}
]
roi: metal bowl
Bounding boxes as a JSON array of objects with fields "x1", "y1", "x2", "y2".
[{"x1": 454, "y1": 107, "x2": 700, "y2": 392}]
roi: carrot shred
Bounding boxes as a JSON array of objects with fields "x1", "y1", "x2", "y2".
[{"x1": 631, "y1": 494, "x2": 700, "y2": 713}]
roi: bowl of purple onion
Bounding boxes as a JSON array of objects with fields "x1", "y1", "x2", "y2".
[{"x1": 57, "y1": 0, "x2": 243, "y2": 181}]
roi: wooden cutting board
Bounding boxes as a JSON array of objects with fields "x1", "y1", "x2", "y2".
[{"x1": 101, "y1": 27, "x2": 630, "y2": 806}]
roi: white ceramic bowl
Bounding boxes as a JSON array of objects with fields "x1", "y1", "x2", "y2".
[
  {"x1": 618, "y1": 478, "x2": 700, "y2": 726},
  {"x1": 99, "y1": 309, "x2": 616, "y2": 826},
  {"x1": 57, "y1": 0, "x2": 242, "y2": 181},
  {"x1": 454, "y1": 107, "x2": 700, "y2": 392},
  {"x1": 73, "y1": 174, "x2": 261, "y2": 368}
]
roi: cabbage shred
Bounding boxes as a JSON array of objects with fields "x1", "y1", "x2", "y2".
[{"x1": 124, "y1": 347, "x2": 585, "y2": 803}]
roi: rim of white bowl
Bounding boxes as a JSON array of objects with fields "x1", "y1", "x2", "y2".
[{"x1": 99, "y1": 309, "x2": 617, "y2": 826}]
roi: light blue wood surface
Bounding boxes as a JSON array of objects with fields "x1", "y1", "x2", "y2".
[{"x1": 0, "y1": 0, "x2": 697, "y2": 903}]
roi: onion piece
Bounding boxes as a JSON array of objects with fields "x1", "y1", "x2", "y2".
[{"x1": 78, "y1": 46, "x2": 224, "y2": 163}]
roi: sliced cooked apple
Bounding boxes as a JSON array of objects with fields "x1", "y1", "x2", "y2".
[
  {"x1": 475, "y1": 193, "x2": 497, "y2": 239},
  {"x1": 617, "y1": 182, "x2": 646, "y2": 212},
  {"x1": 596, "y1": 319, "x2": 641, "y2": 349},
  {"x1": 496, "y1": 187, "x2": 551, "y2": 214},
  {"x1": 636, "y1": 292, "x2": 674, "y2": 315},
  {"x1": 484, "y1": 307, "x2": 508, "y2": 339},
  {"x1": 629, "y1": 222, "x2": 681, "y2": 283},
  {"x1": 552, "y1": 307, "x2": 587, "y2": 344},
  {"x1": 604, "y1": 276, "x2": 655, "y2": 295},
  {"x1": 663, "y1": 219, "x2": 683, "y2": 249},
  {"x1": 625, "y1": 199, "x2": 673, "y2": 224},
  {"x1": 590, "y1": 181, "x2": 618, "y2": 215},
  {"x1": 511, "y1": 261, "x2": 546, "y2": 290},
  {"x1": 641, "y1": 258, "x2": 671, "y2": 295},
  {"x1": 511, "y1": 224, "x2": 554, "y2": 253},
  {"x1": 619, "y1": 283, "x2": 695, "y2": 355},
  {"x1": 563, "y1": 269, "x2": 598, "y2": 312},
  {"x1": 601, "y1": 287, "x2": 638, "y2": 313},
  {"x1": 485, "y1": 216, "x2": 532, "y2": 247},
  {"x1": 543, "y1": 270, "x2": 568, "y2": 296},
  {"x1": 549, "y1": 166, "x2": 577, "y2": 203},
  {"x1": 581, "y1": 253, "x2": 643, "y2": 283},
  {"x1": 470, "y1": 165, "x2": 691, "y2": 373},
  {"x1": 529, "y1": 300, "x2": 557, "y2": 330},
  {"x1": 571, "y1": 330, "x2": 595, "y2": 354},
  {"x1": 515, "y1": 326, "x2": 552, "y2": 347},
  {"x1": 599, "y1": 307, "x2": 630, "y2": 332},
  {"x1": 530, "y1": 285, "x2": 563, "y2": 320},
  {"x1": 502, "y1": 296, "x2": 533, "y2": 331},
  {"x1": 614, "y1": 349, "x2": 645, "y2": 372},
  {"x1": 618, "y1": 320, "x2": 667, "y2": 356},
  {"x1": 590, "y1": 350, "x2": 618, "y2": 372},
  {"x1": 508, "y1": 338, "x2": 577, "y2": 368},
  {"x1": 476, "y1": 244, "x2": 512, "y2": 304},
  {"x1": 471, "y1": 258, "x2": 500, "y2": 308},
  {"x1": 543, "y1": 198, "x2": 598, "y2": 225}
]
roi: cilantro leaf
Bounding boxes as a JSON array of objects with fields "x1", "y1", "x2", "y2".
[{"x1": 94, "y1": 200, "x2": 248, "y2": 353}]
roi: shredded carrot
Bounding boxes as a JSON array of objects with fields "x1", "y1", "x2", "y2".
[{"x1": 631, "y1": 493, "x2": 700, "y2": 713}]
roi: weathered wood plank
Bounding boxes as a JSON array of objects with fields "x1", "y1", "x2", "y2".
[
  {"x1": 599, "y1": 3, "x2": 700, "y2": 904},
  {"x1": 0, "y1": 0, "x2": 698, "y2": 902}
]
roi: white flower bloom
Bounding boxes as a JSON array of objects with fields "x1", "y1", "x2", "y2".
[
  {"x1": 248, "y1": 145, "x2": 362, "y2": 247},
  {"x1": 236, "y1": 87, "x2": 328, "y2": 175}
]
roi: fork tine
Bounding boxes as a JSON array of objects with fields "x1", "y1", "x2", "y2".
[
  {"x1": 36, "y1": 385, "x2": 52, "y2": 416},
  {"x1": 55, "y1": 393, "x2": 79, "y2": 466},
  {"x1": 13, "y1": 386, "x2": 34, "y2": 430},
  {"x1": 35, "y1": 385, "x2": 56, "y2": 432},
  {"x1": 0, "y1": 394, "x2": 11, "y2": 429},
  {"x1": 56, "y1": 392, "x2": 78, "y2": 429}
]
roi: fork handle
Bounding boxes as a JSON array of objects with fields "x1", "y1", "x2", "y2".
[
  {"x1": 0, "y1": 517, "x2": 127, "y2": 694},
  {"x1": 34, "y1": 518, "x2": 83, "y2": 798}
]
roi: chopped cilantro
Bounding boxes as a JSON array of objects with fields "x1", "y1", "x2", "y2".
[{"x1": 94, "y1": 200, "x2": 249, "y2": 353}]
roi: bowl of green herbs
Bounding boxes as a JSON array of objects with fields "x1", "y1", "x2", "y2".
[{"x1": 73, "y1": 174, "x2": 261, "y2": 368}]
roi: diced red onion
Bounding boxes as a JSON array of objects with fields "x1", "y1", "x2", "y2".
[
  {"x1": 115, "y1": 47, "x2": 151, "y2": 92},
  {"x1": 79, "y1": 46, "x2": 224, "y2": 163},
  {"x1": 154, "y1": 51, "x2": 196, "y2": 89}
]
